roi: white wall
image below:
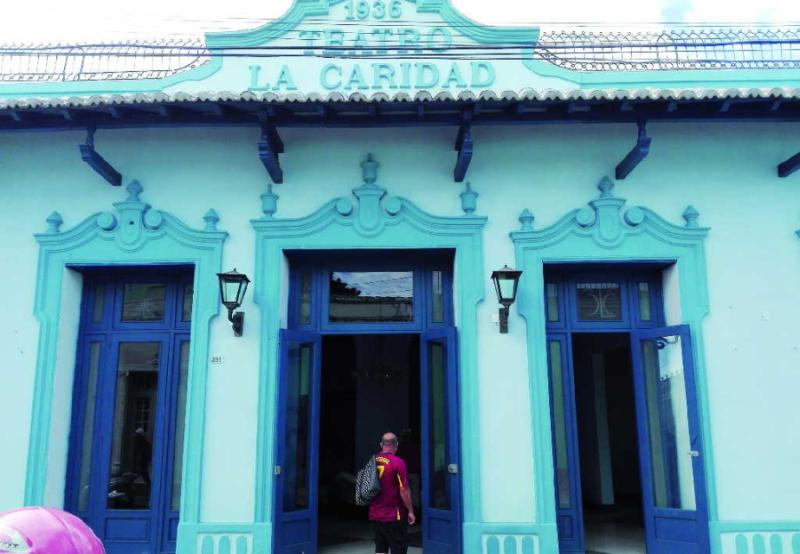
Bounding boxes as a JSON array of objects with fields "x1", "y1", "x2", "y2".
[{"x1": 0, "y1": 121, "x2": 798, "y2": 524}]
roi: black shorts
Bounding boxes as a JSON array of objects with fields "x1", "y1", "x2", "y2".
[{"x1": 371, "y1": 520, "x2": 408, "y2": 554}]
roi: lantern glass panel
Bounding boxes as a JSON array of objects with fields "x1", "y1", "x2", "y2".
[
  {"x1": 497, "y1": 276, "x2": 517, "y2": 301},
  {"x1": 222, "y1": 280, "x2": 241, "y2": 305}
]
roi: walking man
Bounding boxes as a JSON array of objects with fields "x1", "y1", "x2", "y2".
[{"x1": 369, "y1": 432, "x2": 416, "y2": 554}]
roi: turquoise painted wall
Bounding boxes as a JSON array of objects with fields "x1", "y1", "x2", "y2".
[{"x1": 1, "y1": 121, "x2": 799, "y2": 552}]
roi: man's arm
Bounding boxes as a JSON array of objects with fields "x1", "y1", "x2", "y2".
[
  {"x1": 400, "y1": 487, "x2": 416, "y2": 525},
  {"x1": 397, "y1": 460, "x2": 416, "y2": 525}
]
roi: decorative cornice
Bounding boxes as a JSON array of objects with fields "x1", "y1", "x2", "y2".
[
  {"x1": 511, "y1": 176, "x2": 708, "y2": 249},
  {"x1": 252, "y1": 154, "x2": 486, "y2": 238},
  {"x1": 36, "y1": 180, "x2": 228, "y2": 253}
]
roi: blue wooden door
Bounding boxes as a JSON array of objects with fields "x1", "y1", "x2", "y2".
[
  {"x1": 630, "y1": 325, "x2": 709, "y2": 554},
  {"x1": 67, "y1": 275, "x2": 192, "y2": 554},
  {"x1": 420, "y1": 328, "x2": 462, "y2": 554},
  {"x1": 273, "y1": 329, "x2": 322, "y2": 554},
  {"x1": 545, "y1": 333, "x2": 585, "y2": 553}
]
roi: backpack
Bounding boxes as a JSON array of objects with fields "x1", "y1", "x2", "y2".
[{"x1": 355, "y1": 455, "x2": 382, "y2": 506}]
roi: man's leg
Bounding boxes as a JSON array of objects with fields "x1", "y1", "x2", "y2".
[
  {"x1": 372, "y1": 521, "x2": 389, "y2": 554},
  {"x1": 387, "y1": 521, "x2": 408, "y2": 554}
]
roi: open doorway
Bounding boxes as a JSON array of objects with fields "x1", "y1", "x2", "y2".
[
  {"x1": 318, "y1": 334, "x2": 423, "y2": 553},
  {"x1": 572, "y1": 333, "x2": 645, "y2": 554}
]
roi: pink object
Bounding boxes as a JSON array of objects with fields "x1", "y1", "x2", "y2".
[{"x1": 0, "y1": 507, "x2": 104, "y2": 553}]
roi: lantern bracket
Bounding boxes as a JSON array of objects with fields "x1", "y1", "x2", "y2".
[
  {"x1": 226, "y1": 307, "x2": 245, "y2": 337},
  {"x1": 79, "y1": 127, "x2": 122, "y2": 187},
  {"x1": 258, "y1": 124, "x2": 284, "y2": 184},
  {"x1": 615, "y1": 120, "x2": 651, "y2": 180}
]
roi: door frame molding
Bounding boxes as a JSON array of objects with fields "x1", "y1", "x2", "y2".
[
  {"x1": 29, "y1": 181, "x2": 227, "y2": 545},
  {"x1": 511, "y1": 176, "x2": 715, "y2": 553},
  {"x1": 251, "y1": 163, "x2": 486, "y2": 551}
]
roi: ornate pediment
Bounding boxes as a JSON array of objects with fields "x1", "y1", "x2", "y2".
[
  {"x1": 38, "y1": 180, "x2": 225, "y2": 253},
  {"x1": 512, "y1": 176, "x2": 707, "y2": 249},
  {"x1": 253, "y1": 153, "x2": 485, "y2": 240}
]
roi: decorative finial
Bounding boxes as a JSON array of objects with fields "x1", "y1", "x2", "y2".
[
  {"x1": 361, "y1": 153, "x2": 380, "y2": 185},
  {"x1": 203, "y1": 209, "x2": 220, "y2": 231},
  {"x1": 261, "y1": 183, "x2": 279, "y2": 218},
  {"x1": 460, "y1": 182, "x2": 479, "y2": 215},
  {"x1": 45, "y1": 211, "x2": 63, "y2": 233},
  {"x1": 597, "y1": 177, "x2": 615, "y2": 199},
  {"x1": 126, "y1": 180, "x2": 143, "y2": 201},
  {"x1": 682, "y1": 205, "x2": 700, "y2": 228},
  {"x1": 519, "y1": 209, "x2": 535, "y2": 231}
]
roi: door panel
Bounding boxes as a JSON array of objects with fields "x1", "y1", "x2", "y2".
[
  {"x1": 162, "y1": 336, "x2": 190, "y2": 552},
  {"x1": 631, "y1": 325, "x2": 709, "y2": 554},
  {"x1": 67, "y1": 274, "x2": 192, "y2": 554},
  {"x1": 273, "y1": 330, "x2": 321, "y2": 554},
  {"x1": 421, "y1": 328, "x2": 462, "y2": 554},
  {"x1": 95, "y1": 335, "x2": 170, "y2": 553},
  {"x1": 546, "y1": 333, "x2": 585, "y2": 553}
]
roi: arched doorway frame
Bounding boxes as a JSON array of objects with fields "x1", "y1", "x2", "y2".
[
  {"x1": 250, "y1": 165, "x2": 487, "y2": 552},
  {"x1": 511, "y1": 177, "x2": 717, "y2": 553}
]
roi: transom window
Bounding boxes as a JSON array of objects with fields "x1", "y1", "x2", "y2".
[
  {"x1": 287, "y1": 250, "x2": 454, "y2": 331},
  {"x1": 544, "y1": 267, "x2": 665, "y2": 330}
]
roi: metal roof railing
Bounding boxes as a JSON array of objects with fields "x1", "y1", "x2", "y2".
[
  {"x1": 0, "y1": 40, "x2": 209, "y2": 82},
  {"x1": 535, "y1": 27, "x2": 800, "y2": 71},
  {"x1": 0, "y1": 26, "x2": 799, "y2": 83}
]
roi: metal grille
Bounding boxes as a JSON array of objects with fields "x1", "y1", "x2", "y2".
[
  {"x1": 0, "y1": 40, "x2": 209, "y2": 82},
  {"x1": 535, "y1": 27, "x2": 800, "y2": 71}
]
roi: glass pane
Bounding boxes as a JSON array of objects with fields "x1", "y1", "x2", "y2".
[
  {"x1": 122, "y1": 283, "x2": 166, "y2": 322},
  {"x1": 428, "y1": 341, "x2": 450, "y2": 509},
  {"x1": 329, "y1": 271, "x2": 413, "y2": 323},
  {"x1": 171, "y1": 341, "x2": 190, "y2": 512},
  {"x1": 182, "y1": 284, "x2": 193, "y2": 322},
  {"x1": 641, "y1": 336, "x2": 697, "y2": 510},
  {"x1": 576, "y1": 282, "x2": 622, "y2": 321},
  {"x1": 78, "y1": 342, "x2": 101, "y2": 511},
  {"x1": 107, "y1": 342, "x2": 160, "y2": 509},
  {"x1": 223, "y1": 280, "x2": 243, "y2": 305},
  {"x1": 497, "y1": 277, "x2": 516, "y2": 300},
  {"x1": 300, "y1": 272, "x2": 312, "y2": 325},
  {"x1": 546, "y1": 283, "x2": 559, "y2": 322},
  {"x1": 547, "y1": 340, "x2": 570, "y2": 509},
  {"x1": 432, "y1": 271, "x2": 444, "y2": 323},
  {"x1": 92, "y1": 286, "x2": 105, "y2": 324},
  {"x1": 283, "y1": 343, "x2": 313, "y2": 511},
  {"x1": 638, "y1": 282, "x2": 652, "y2": 321}
]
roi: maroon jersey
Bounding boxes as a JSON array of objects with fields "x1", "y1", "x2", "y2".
[{"x1": 368, "y1": 453, "x2": 409, "y2": 522}]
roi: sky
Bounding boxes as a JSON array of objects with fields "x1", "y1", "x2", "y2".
[{"x1": 0, "y1": 0, "x2": 798, "y2": 43}]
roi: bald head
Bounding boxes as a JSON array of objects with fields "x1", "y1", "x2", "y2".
[{"x1": 380, "y1": 432, "x2": 399, "y2": 453}]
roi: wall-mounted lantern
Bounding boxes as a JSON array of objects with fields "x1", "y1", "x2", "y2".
[
  {"x1": 217, "y1": 268, "x2": 250, "y2": 337},
  {"x1": 491, "y1": 265, "x2": 522, "y2": 334}
]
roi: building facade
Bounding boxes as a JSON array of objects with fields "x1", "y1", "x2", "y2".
[{"x1": 1, "y1": 2, "x2": 799, "y2": 554}]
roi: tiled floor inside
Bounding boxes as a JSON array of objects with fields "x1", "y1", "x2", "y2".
[
  {"x1": 318, "y1": 516, "x2": 422, "y2": 554},
  {"x1": 584, "y1": 501, "x2": 647, "y2": 554},
  {"x1": 317, "y1": 506, "x2": 646, "y2": 554}
]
